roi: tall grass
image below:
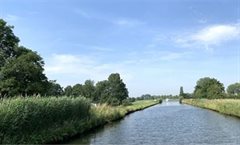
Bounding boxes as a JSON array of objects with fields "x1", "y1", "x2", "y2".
[
  {"x1": 0, "y1": 97, "x2": 160, "y2": 144},
  {"x1": 89, "y1": 100, "x2": 161, "y2": 126},
  {"x1": 0, "y1": 96, "x2": 91, "y2": 144},
  {"x1": 182, "y1": 99, "x2": 240, "y2": 118}
]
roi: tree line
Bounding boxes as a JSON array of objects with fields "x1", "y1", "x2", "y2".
[
  {"x1": 180, "y1": 77, "x2": 240, "y2": 99},
  {"x1": 63, "y1": 73, "x2": 129, "y2": 105},
  {"x1": 0, "y1": 19, "x2": 129, "y2": 105}
]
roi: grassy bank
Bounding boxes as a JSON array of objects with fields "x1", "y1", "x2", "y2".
[
  {"x1": 182, "y1": 99, "x2": 240, "y2": 118},
  {"x1": 0, "y1": 97, "x2": 160, "y2": 144}
]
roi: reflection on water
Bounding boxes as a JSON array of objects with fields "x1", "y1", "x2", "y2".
[{"x1": 67, "y1": 101, "x2": 240, "y2": 145}]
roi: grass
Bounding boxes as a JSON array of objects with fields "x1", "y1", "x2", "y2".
[
  {"x1": 0, "y1": 97, "x2": 160, "y2": 144},
  {"x1": 0, "y1": 96, "x2": 91, "y2": 144},
  {"x1": 182, "y1": 99, "x2": 240, "y2": 118},
  {"x1": 81, "y1": 100, "x2": 160, "y2": 135}
]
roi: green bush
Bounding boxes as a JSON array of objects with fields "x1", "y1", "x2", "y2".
[
  {"x1": 122, "y1": 99, "x2": 133, "y2": 106},
  {"x1": 0, "y1": 96, "x2": 91, "y2": 144},
  {"x1": 159, "y1": 99, "x2": 163, "y2": 104}
]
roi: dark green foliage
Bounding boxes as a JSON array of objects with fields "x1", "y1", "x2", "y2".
[
  {"x1": 46, "y1": 80, "x2": 63, "y2": 96},
  {"x1": 122, "y1": 99, "x2": 133, "y2": 106},
  {"x1": 140, "y1": 94, "x2": 153, "y2": 100},
  {"x1": 107, "y1": 73, "x2": 128, "y2": 103},
  {"x1": 179, "y1": 86, "x2": 184, "y2": 96},
  {"x1": 64, "y1": 85, "x2": 73, "y2": 96},
  {"x1": 183, "y1": 93, "x2": 192, "y2": 98},
  {"x1": 0, "y1": 47, "x2": 48, "y2": 97},
  {"x1": 95, "y1": 80, "x2": 109, "y2": 103},
  {"x1": 227, "y1": 83, "x2": 240, "y2": 96},
  {"x1": 193, "y1": 77, "x2": 225, "y2": 99},
  {"x1": 63, "y1": 74, "x2": 128, "y2": 105},
  {"x1": 128, "y1": 97, "x2": 136, "y2": 102},
  {"x1": 0, "y1": 97, "x2": 91, "y2": 144},
  {"x1": 95, "y1": 73, "x2": 128, "y2": 105},
  {"x1": 0, "y1": 19, "x2": 19, "y2": 67},
  {"x1": 159, "y1": 99, "x2": 162, "y2": 104},
  {"x1": 0, "y1": 19, "x2": 48, "y2": 97},
  {"x1": 83, "y1": 80, "x2": 95, "y2": 99},
  {"x1": 71, "y1": 84, "x2": 84, "y2": 97}
]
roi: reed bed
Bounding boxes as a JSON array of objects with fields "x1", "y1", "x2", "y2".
[
  {"x1": 0, "y1": 97, "x2": 160, "y2": 144},
  {"x1": 182, "y1": 99, "x2": 240, "y2": 118}
]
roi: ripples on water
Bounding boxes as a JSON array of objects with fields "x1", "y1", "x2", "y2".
[{"x1": 68, "y1": 101, "x2": 240, "y2": 145}]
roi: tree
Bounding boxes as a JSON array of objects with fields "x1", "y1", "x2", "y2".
[
  {"x1": 94, "y1": 73, "x2": 128, "y2": 105},
  {"x1": 227, "y1": 83, "x2": 240, "y2": 96},
  {"x1": 179, "y1": 86, "x2": 184, "y2": 97},
  {"x1": 0, "y1": 19, "x2": 49, "y2": 97},
  {"x1": 0, "y1": 47, "x2": 48, "y2": 97},
  {"x1": 193, "y1": 77, "x2": 225, "y2": 99},
  {"x1": 107, "y1": 73, "x2": 128, "y2": 104},
  {"x1": 71, "y1": 84, "x2": 84, "y2": 97},
  {"x1": 46, "y1": 80, "x2": 63, "y2": 96},
  {"x1": 82, "y1": 80, "x2": 95, "y2": 99},
  {"x1": 0, "y1": 19, "x2": 19, "y2": 67},
  {"x1": 95, "y1": 80, "x2": 109, "y2": 103},
  {"x1": 64, "y1": 85, "x2": 73, "y2": 96}
]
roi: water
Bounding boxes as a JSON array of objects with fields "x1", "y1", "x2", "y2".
[{"x1": 68, "y1": 101, "x2": 240, "y2": 145}]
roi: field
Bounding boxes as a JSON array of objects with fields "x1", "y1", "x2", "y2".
[
  {"x1": 0, "y1": 97, "x2": 160, "y2": 144},
  {"x1": 182, "y1": 99, "x2": 240, "y2": 118}
]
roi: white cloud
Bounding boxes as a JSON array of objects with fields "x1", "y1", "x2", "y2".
[
  {"x1": 45, "y1": 54, "x2": 132, "y2": 84},
  {"x1": 113, "y1": 18, "x2": 144, "y2": 27},
  {"x1": 176, "y1": 23, "x2": 240, "y2": 49},
  {"x1": 5, "y1": 14, "x2": 20, "y2": 21}
]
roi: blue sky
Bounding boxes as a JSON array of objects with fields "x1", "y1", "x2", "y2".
[{"x1": 0, "y1": 0, "x2": 239, "y2": 96}]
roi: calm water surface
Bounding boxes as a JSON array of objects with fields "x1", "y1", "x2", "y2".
[{"x1": 68, "y1": 101, "x2": 240, "y2": 145}]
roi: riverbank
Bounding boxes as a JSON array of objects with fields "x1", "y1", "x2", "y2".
[
  {"x1": 182, "y1": 99, "x2": 240, "y2": 118},
  {"x1": 0, "y1": 97, "x2": 160, "y2": 144},
  {"x1": 64, "y1": 100, "x2": 161, "y2": 143}
]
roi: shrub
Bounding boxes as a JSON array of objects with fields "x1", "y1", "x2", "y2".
[{"x1": 122, "y1": 99, "x2": 133, "y2": 106}]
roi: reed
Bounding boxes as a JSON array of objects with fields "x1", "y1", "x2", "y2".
[
  {"x1": 0, "y1": 97, "x2": 160, "y2": 144},
  {"x1": 182, "y1": 99, "x2": 240, "y2": 118}
]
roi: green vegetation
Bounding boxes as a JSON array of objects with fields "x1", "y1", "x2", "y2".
[
  {"x1": 0, "y1": 19, "x2": 49, "y2": 97},
  {"x1": 193, "y1": 77, "x2": 225, "y2": 99},
  {"x1": 227, "y1": 83, "x2": 240, "y2": 98},
  {"x1": 0, "y1": 97, "x2": 160, "y2": 144},
  {"x1": 62, "y1": 73, "x2": 129, "y2": 105},
  {"x1": 179, "y1": 86, "x2": 184, "y2": 97},
  {"x1": 182, "y1": 99, "x2": 240, "y2": 118},
  {"x1": 180, "y1": 77, "x2": 240, "y2": 99},
  {"x1": 90, "y1": 100, "x2": 160, "y2": 125},
  {"x1": 0, "y1": 97, "x2": 90, "y2": 144},
  {"x1": 136, "y1": 94, "x2": 180, "y2": 100},
  {"x1": 0, "y1": 19, "x2": 129, "y2": 105}
]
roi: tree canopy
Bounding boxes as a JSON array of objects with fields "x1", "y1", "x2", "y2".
[
  {"x1": 0, "y1": 19, "x2": 48, "y2": 97},
  {"x1": 193, "y1": 77, "x2": 225, "y2": 99},
  {"x1": 227, "y1": 83, "x2": 240, "y2": 96},
  {"x1": 179, "y1": 86, "x2": 184, "y2": 97},
  {"x1": 63, "y1": 73, "x2": 129, "y2": 105}
]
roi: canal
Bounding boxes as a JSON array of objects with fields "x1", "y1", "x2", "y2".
[{"x1": 68, "y1": 101, "x2": 240, "y2": 145}]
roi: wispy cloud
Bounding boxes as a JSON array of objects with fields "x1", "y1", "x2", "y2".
[
  {"x1": 73, "y1": 9, "x2": 91, "y2": 18},
  {"x1": 175, "y1": 23, "x2": 240, "y2": 49},
  {"x1": 5, "y1": 14, "x2": 20, "y2": 21},
  {"x1": 112, "y1": 18, "x2": 144, "y2": 27},
  {"x1": 73, "y1": 9, "x2": 144, "y2": 27},
  {"x1": 160, "y1": 52, "x2": 185, "y2": 61},
  {"x1": 198, "y1": 18, "x2": 207, "y2": 24}
]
